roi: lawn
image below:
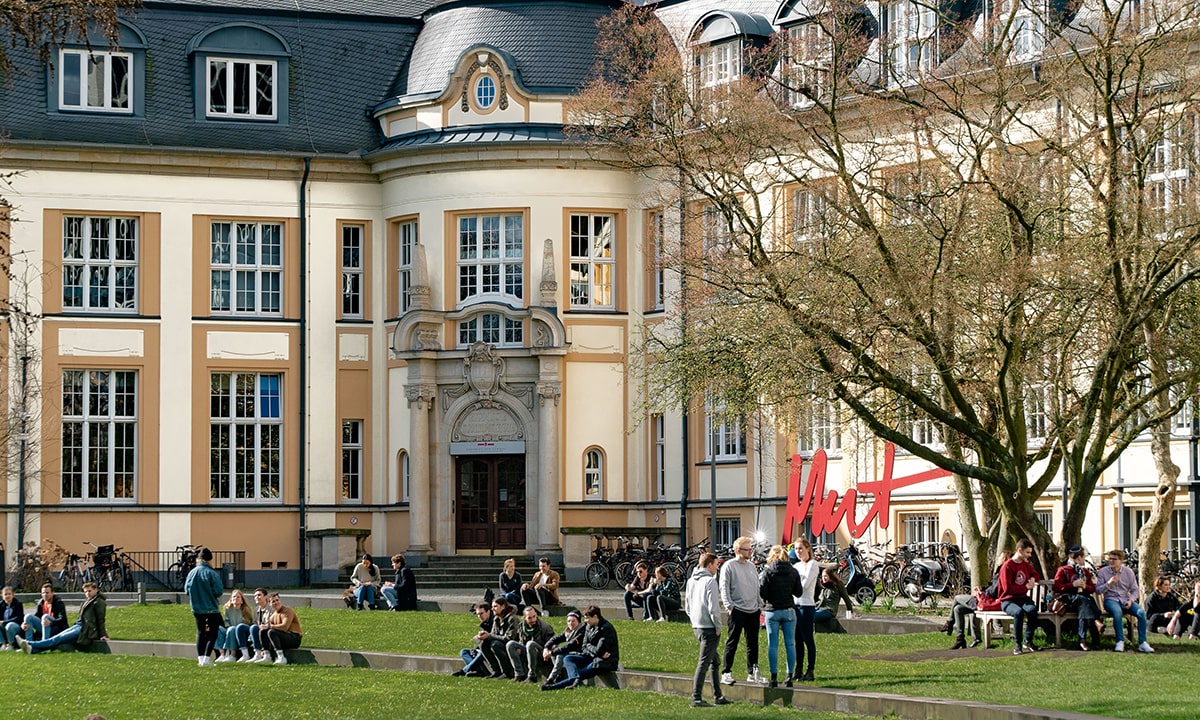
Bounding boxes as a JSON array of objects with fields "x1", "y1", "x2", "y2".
[{"x1": 4, "y1": 603, "x2": 1197, "y2": 720}]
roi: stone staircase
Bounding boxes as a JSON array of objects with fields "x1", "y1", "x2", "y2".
[{"x1": 317, "y1": 555, "x2": 564, "y2": 591}]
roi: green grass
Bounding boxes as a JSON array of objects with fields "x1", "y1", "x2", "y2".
[{"x1": 12, "y1": 604, "x2": 1200, "y2": 719}]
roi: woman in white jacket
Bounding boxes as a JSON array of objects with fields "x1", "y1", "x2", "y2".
[{"x1": 792, "y1": 539, "x2": 820, "y2": 682}]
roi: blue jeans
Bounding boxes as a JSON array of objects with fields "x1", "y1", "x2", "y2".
[
  {"x1": 354, "y1": 585, "x2": 377, "y2": 608},
  {"x1": 216, "y1": 623, "x2": 251, "y2": 651},
  {"x1": 2, "y1": 621, "x2": 21, "y2": 644},
  {"x1": 813, "y1": 609, "x2": 834, "y2": 623},
  {"x1": 27, "y1": 622, "x2": 82, "y2": 653},
  {"x1": 763, "y1": 608, "x2": 796, "y2": 677},
  {"x1": 249, "y1": 624, "x2": 272, "y2": 654},
  {"x1": 1103, "y1": 598, "x2": 1147, "y2": 644},
  {"x1": 1002, "y1": 599, "x2": 1038, "y2": 645},
  {"x1": 21, "y1": 614, "x2": 49, "y2": 642},
  {"x1": 380, "y1": 586, "x2": 397, "y2": 609}
]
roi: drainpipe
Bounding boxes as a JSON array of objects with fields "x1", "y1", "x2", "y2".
[
  {"x1": 677, "y1": 176, "x2": 689, "y2": 547},
  {"x1": 299, "y1": 157, "x2": 311, "y2": 586}
]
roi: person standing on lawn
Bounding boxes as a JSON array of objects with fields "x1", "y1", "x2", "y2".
[
  {"x1": 998, "y1": 539, "x2": 1041, "y2": 654},
  {"x1": 184, "y1": 547, "x2": 225, "y2": 667},
  {"x1": 720, "y1": 536, "x2": 762, "y2": 686},
  {"x1": 687, "y1": 553, "x2": 731, "y2": 707}
]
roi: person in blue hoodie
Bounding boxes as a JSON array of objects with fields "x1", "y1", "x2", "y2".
[{"x1": 184, "y1": 547, "x2": 225, "y2": 666}]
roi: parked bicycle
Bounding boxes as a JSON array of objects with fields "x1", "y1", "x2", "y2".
[
  {"x1": 85, "y1": 541, "x2": 133, "y2": 592},
  {"x1": 167, "y1": 544, "x2": 199, "y2": 590},
  {"x1": 55, "y1": 552, "x2": 92, "y2": 592}
]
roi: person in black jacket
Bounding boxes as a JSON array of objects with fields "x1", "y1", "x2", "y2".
[
  {"x1": 381, "y1": 554, "x2": 418, "y2": 611},
  {"x1": 21, "y1": 583, "x2": 68, "y2": 642},
  {"x1": 17, "y1": 581, "x2": 107, "y2": 654},
  {"x1": 1, "y1": 586, "x2": 25, "y2": 649},
  {"x1": 759, "y1": 545, "x2": 803, "y2": 688},
  {"x1": 541, "y1": 605, "x2": 619, "y2": 690},
  {"x1": 498, "y1": 558, "x2": 523, "y2": 606},
  {"x1": 540, "y1": 610, "x2": 585, "y2": 687}
]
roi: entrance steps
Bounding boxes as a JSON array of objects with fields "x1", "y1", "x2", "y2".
[{"x1": 315, "y1": 555, "x2": 565, "y2": 591}]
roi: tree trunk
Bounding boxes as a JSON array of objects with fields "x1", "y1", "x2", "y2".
[{"x1": 1135, "y1": 332, "x2": 1180, "y2": 600}]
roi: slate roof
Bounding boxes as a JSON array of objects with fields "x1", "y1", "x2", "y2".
[
  {"x1": 0, "y1": 4, "x2": 420, "y2": 154},
  {"x1": 393, "y1": 0, "x2": 622, "y2": 99},
  {"x1": 144, "y1": 0, "x2": 437, "y2": 19},
  {"x1": 371, "y1": 122, "x2": 566, "y2": 152}
]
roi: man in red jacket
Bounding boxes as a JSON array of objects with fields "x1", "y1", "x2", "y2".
[{"x1": 999, "y1": 539, "x2": 1042, "y2": 655}]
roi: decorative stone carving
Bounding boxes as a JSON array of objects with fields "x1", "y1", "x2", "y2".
[
  {"x1": 464, "y1": 342, "x2": 504, "y2": 406},
  {"x1": 460, "y1": 55, "x2": 509, "y2": 112},
  {"x1": 539, "y1": 238, "x2": 557, "y2": 306},
  {"x1": 452, "y1": 403, "x2": 525, "y2": 442},
  {"x1": 413, "y1": 327, "x2": 441, "y2": 351},
  {"x1": 537, "y1": 381, "x2": 561, "y2": 407},
  {"x1": 410, "y1": 245, "x2": 431, "y2": 311},
  {"x1": 404, "y1": 383, "x2": 437, "y2": 410}
]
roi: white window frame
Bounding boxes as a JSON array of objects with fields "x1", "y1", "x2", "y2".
[
  {"x1": 654, "y1": 413, "x2": 666, "y2": 498},
  {"x1": 211, "y1": 221, "x2": 283, "y2": 316},
  {"x1": 650, "y1": 211, "x2": 666, "y2": 310},
  {"x1": 342, "y1": 419, "x2": 363, "y2": 503},
  {"x1": 1025, "y1": 384, "x2": 1051, "y2": 444},
  {"x1": 341, "y1": 224, "x2": 364, "y2": 319},
  {"x1": 206, "y1": 56, "x2": 277, "y2": 120},
  {"x1": 569, "y1": 213, "x2": 616, "y2": 309},
  {"x1": 457, "y1": 213, "x2": 524, "y2": 304},
  {"x1": 902, "y1": 512, "x2": 939, "y2": 546},
  {"x1": 798, "y1": 396, "x2": 841, "y2": 455},
  {"x1": 791, "y1": 186, "x2": 829, "y2": 245},
  {"x1": 397, "y1": 219, "x2": 417, "y2": 314},
  {"x1": 58, "y1": 49, "x2": 132, "y2": 113},
  {"x1": 697, "y1": 40, "x2": 740, "y2": 90},
  {"x1": 715, "y1": 517, "x2": 741, "y2": 549},
  {"x1": 1169, "y1": 507, "x2": 1192, "y2": 557},
  {"x1": 1147, "y1": 115, "x2": 1195, "y2": 216},
  {"x1": 787, "y1": 22, "x2": 831, "y2": 107},
  {"x1": 1009, "y1": 0, "x2": 1047, "y2": 61},
  {"x1": 210, "y1": 372, "x2": 283, "y2": 502},
  {"x1": 457, "y1": 312, "x2": 523, "y2": 348},
  {"x1": 705, "y1": 398, "x2": 746, "y2": 462},
  {"x1": 584, "y1": 448, "x2": 604, "y2": 500},
  {"x1": 887, "y1": 0, "x2": 937, "y2": 86},
  {"x1": 475, "y1": 74, "x2": 496, "y2": 109},
  {"x1": 62, "y1": 215, "x2": 138, "y2": 312},
  {"x1": 61, "y1": 369, "x2": 137, "y2": 502},
  {"x1": 400, "y1": 450, "x2": 410, "y2": 503}
]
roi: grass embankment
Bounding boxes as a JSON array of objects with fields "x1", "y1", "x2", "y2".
[{"x1": 1, "y1": 604, "x2": 1194, "y2": 719}]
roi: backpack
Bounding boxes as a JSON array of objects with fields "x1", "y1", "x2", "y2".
[{"x1": 482, "y1": 587, "x2": 495, "y2": 605}]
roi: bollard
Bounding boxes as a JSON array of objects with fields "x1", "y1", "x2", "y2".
[{"x1": 138, "y1": 580, "x2": 146, "y2": 605}]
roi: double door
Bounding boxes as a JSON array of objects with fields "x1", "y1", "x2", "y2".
[{"x1": 456, "y1": 455, "x2": 526, "y2": 551}]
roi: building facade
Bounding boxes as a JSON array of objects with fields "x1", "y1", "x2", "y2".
[{"x1": 0, "y1": 0, "x2": 1194, "y2": 583}]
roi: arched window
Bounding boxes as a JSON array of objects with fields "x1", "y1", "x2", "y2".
[
  {"x1": 53, "y1": 20, "x2": 147, "y2": 116},
  {"x1": 584, "y1": 447, "x2": 604, "y2": 500},
  {"x1": 188, "y1": 23, "x2": 291, "y2": 122},
  {"x1": 398, "y1": 450, "x2": 410, "y2": 503}
]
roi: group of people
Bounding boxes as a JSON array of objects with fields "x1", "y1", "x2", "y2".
[
  {"x1": 453, "y1": 599, "x2": 618, "y2": 691},
  {"x1": 623, "y1": 562, "x2": 682, "y2": 621},
  {"x1": 0, "y1": 582, "x2": 107, "y2": 654},
  {"x1": 348, "y1": 553, "x2": 418, "y2": 611},
  {"x1": 185, "y1": 546, "x2": 303, "y2": 665},
  {"x1": 685, "y1": 536, "x2": 854, "y2": 707},
  {"x1": 943, "y1": 541, "x2": 1200, "y2": 653},
  {"x1": 497, "y1": 556, "x2": 562, "y2": 611}
]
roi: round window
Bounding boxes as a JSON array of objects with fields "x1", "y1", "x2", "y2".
[{"x1": 474, "y1": 75, "x2": 496, "y2": 110}]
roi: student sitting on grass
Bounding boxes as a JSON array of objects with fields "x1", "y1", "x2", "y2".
[
  {"x1": 507, "y1": 605, "x2": 555, "y2": 683},
  {"x1": 264, "y1": 592, "x2": 303, "y2": 665},
  {"x1": 16, "y1": 581, "x2": 106, "y2": 654},
  {"x1": 453, "y1": 602, "x2": 496, "y2": 677},
  {"x1": 541, "y1": 605, "x2": 619, "y2": 691}
]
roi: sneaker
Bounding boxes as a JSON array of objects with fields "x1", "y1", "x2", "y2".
[
  {"x1": 237, "y1": 650, "x2": 253, "y2": 663},
  {"x1": 0, "y1": 643, "x2": 10, "y2": 651},
  {"x1": 1137, "y1": 642, "x2": 1155, "y2": 654},
  {"x1": 198, "y1": 656, "x2": 213, "y2": 667},
  {"x1": 1012, "y1": 647, "x2": 1023, "y2": 656},
  {"x1": 714, "y1": 697, "x2": 732, "y2": 705},
  {"x1": 656, "y1": 617, "x2": 668, "y2": 622},
  {"x1": 253, "y1": 653, "x2": 272, "y2": 664},
  {"x1": 274, "y1": 654, "x2": 288, "y2": 665},
  {"x1": 720, "y1": 672, "x2": 735, "y2": 685},
  {"x1": 1114, "y1": 641, "x2": 1125, "y2": 653},
  {"x1": 16, "y1": 637, "x2": 31, "y2": 654},
  {"x1": 215, "y1": 655, "x2": 236, "y2": 663},
  {"x1": 1023, "y1": 644, "x2": 1039, "y2": 653},
  {"x1": 691, "y1": 699, "x2": 713, "y2": 707},
  {"x1": 748, "y1": 665, "x2": 763, "y2": 684},
  {"x1": 1079, "y1": 641, "x2": 1089, "y2": 652},
  {"x1": 969, "y1": 638, "x2": 982, "y2": 649}
]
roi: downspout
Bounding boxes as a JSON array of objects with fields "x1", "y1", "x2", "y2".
[
  {"x1": 299, "y1": 157, "x2": 311, "y2": 586},
  {"x1": 677, "y1": 172, "x2": 689, "y2": 547}
]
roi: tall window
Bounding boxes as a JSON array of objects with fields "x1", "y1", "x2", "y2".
[
  {"x1": 397, "y1": 219, "x2": 417, "y2": 314},
  {"x1": 211, "y1": 221, "x2": 282, "y2": 315},
  {"x1": 399, "y1": 450, "x2": 410, "y2": 503},
  {"x1": 206, "y1": 57, "x2": 276, "y2": 119},
  {"x1": 887, "y1": 0, "x2": 936, "y2": 85},
  {"x1": 798, "y1": 397, "x2": 840, "y2": 454},
  {"x1": 457, "y1": 213, "x2": 523, "y2": 303},
  {"x1": 1147, "y1": 116, "x2": 1196, "y2": 217},
  {"x1": 786, "y1": 22, "x2": 831, "y2": 107},
  {"x1": 342, "y1": 420, "x2": 363, "y2": 502},
  {"x1": 1009, "y1": 0, "x2": 1047, "y2": 60},
  {"x1": 1025, "y1": 384, "x2": 1051, "y2": 443},
  {"x1": 1170, "y1": 507, "x2": 1193, "y2": 556},
  {"x1": 458, "y1": 313, "x2": 523, "y2": 347},
  {"x1": 902, "y1": 512, "x2": 939, "y2": 546},
  {"x1": 705, "y1": 398, "x2": 746, "y2": 461},
  {"x1": 1036, "y1": 510, "x2": 1053, "y2": 534},
  {"x1": 697, "y1": 40, "x2": 739, "y2": 90},
  {"x1": 653, "y1": 413, "x2": 666, "y2": 498},
  {"x1": 650, "y1": 211, "x2": 666, "y2": 310},
  {"x1": 801, "y1": 517, "x2": 838, "y2": 548},
  {"x1": 210, "y1": 372, "x2": 282, "y2": 501},
  {"x1": 341, "y1": 225, "x2": 363, "y2": 319},
  {"x1": 569, "y1": 213, "x2": 616, "y2": 309},
  {"x1": 62, "y1": 215, "x2": 137, "y2": 311},
  {"x1": 791, "y1": 186, "x2": 829, "y2": 245},
  {"x1": 59, "y1": 49, "x2": 131, "y2": 113},
  {"x1": 61, "y1": 369, "x2": 136, "y2": 501},
  {"x1": 898, "y1": 403, "x2": 941, "y2": 447},
  {"x1": 584, "y1": 448, "x2": 604, "y2": 499}
]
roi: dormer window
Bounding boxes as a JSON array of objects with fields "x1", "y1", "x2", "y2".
[
  {"x1": 1008, "y1": 0, "x2": 1047, "y2": 61},
  {"x1": 690, "y1": 11, "x2": 772, "y2": 96},
  {"x1": 207, "y1": 57, "x2": 276, "y2": 119},
  {"x1": 886, "y1": 0, "x2": 937, "y2": 86},
  {"x1": 698, "y1": 40, "x2": 740, "y2": 89},
  {"x1": 59, "y1": 49, "x2": 132, "y2": 113},
  {"x1": 785, "y1": 22, "x2": 832, "y2": 107},
  {"x1": 188, "y1": 23, "x2": 291, "y2": 124}
]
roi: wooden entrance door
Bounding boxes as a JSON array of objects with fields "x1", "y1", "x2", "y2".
[{"x1": 456, "y1": 455, "x2": 526, "y2": 551}]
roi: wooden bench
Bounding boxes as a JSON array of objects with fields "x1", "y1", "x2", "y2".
[{"x1": 977, "y1": 583, "x2": 1135, "y2": 648}]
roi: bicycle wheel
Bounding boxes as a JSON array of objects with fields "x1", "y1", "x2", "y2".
[
  {"x1": 613, "y1": 561, "x2": 634, "y2": 587},
  {"x1": 662, "y1": 561, "x2": 687, "y2": 585},
  {"x1": 881, "y1": 563, "x2": 901, "y2": 597},
  {"x1": 584, "y1": 562, "x2": 611, "y2": 589},
  {"x1": 168, "y1": 562, "x2": 187, "y2": 591}
]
